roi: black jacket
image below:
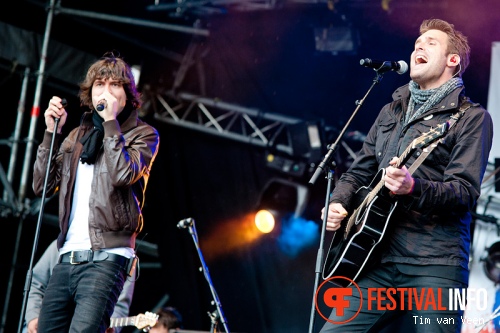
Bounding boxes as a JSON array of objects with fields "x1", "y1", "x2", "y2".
[{"x1": 330, "y1": 84, "x2": 493, "y2": 282}]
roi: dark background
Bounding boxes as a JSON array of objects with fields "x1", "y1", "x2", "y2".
[{"x1": 0, "y1": 0, "x2": 499, "y2": 332}]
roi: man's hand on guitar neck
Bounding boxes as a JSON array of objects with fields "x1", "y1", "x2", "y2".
[
  {"x1": 384, "y1": 157, "x2": 415, "y2": 195},
  {"x1": 321, "y1": 202, "x2": 348, "y2": 231}
]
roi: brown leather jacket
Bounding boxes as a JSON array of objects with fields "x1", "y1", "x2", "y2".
[{"x1": 32, "y1": 110, "x2": 160, "y2": 251}]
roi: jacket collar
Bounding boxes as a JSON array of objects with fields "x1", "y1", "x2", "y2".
[{"x1": 392, "y1": 83, "x2": 466, "y2": 114}]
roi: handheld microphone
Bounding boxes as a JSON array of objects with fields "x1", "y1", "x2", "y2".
[
  {"x1": 360, "y1": 58, "x2": 408, "y2": 74},
  {"x1": 54, "y1": 98, "x2": 68, "y2": 121},
  {"x1": 177, "y1": 218, "x2": 194, "y2": 229},
  {"x1": 96, "y1": 100, "x2": 106, "y2": 112}
]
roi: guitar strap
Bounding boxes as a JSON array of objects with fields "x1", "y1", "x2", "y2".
[{"x1": 407, "y1": 97, "x2": 476, "y2": 175}]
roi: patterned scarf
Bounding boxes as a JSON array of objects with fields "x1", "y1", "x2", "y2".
[{"x1": 404, "y1": 77, "x2": 464, "y2": 126}]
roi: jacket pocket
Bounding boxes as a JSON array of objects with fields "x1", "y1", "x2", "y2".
[
  {"x1": 375, "y1": 117, "x2": 397, "y2": 164},
  {"x1": 405, "y1": 116, "x2": 452, "y2": 168}
]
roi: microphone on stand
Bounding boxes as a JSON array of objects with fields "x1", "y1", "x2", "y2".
[
  {"x1": 54, "y1": 98, "x2": 68, "y2": 121},
  {"x1": 177, "y1": 218, "x2": 194, "y2": 229},
  {"x1": 360, "y1": 58, "x2": 408, "y2": 74}
]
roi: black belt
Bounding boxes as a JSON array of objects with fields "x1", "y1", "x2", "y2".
[{"x1": 59, "y1": 250, "x2": 129, "y2": 271}]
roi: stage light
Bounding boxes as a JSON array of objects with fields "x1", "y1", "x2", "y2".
[
  {"x1": 254, "y1": 209, "x2": 276, "y2": 233},
  {"x1": 252, "y1": 178, "x2": 320, "y2": 256},
  {"x1": 265, "y1": 120, "x2": 325, "y2": 179},
  {"x1": 277, "y1": 215, "x2": 319, "y2": 257},
  {"x1": 191, "y1": 176, "x2": 319, "y2": 261},
  {"x1": 253, "y1": 178, "x2": 303, "y2": 236},
  {"x1": 257, "y1": 178, "x2": 310, "y2": 218},
  {"x1": 200, "y1": 213, "x2": 266, "y2": 261},
  {"x1": 265, "y1": 153, "x2": 306, "y2": 178}
]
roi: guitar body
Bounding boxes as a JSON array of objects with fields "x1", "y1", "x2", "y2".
[{"x1": 322, "y1": 169, "x2": 397, "y2": 287}]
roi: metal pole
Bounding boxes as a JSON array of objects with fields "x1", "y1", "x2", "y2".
[
  {"x1": 18, "y1": 0, "x2": 56, "y2": 203},
  {"x1": 0, "y1": 67, "x2": 30, "y2": 333},
  {"x1": 0, "y1": 1, "x2": 56, "y2": 333},
  {"x1": 17, "y1": 117, "x2": 61, "y2": 333},
  {"x1": 57, "y1": 6, "x2": 209, "y2": 36},
  {"x1": 2, "y1": 67, "x2": 30, "y2": 211}
]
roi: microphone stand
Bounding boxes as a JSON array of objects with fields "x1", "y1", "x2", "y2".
[
  {"x1": 307, "y1": 71, "x2": 385, "y2": 333},
  {"x1": 17, "y1": 118, "x2": 60, "y2": 333},
  {"x1": 181, "y1": 218, "x2": 230, "y2": 333}
]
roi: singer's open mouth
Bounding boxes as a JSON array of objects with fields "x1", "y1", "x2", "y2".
[{"x1": 415, "y1": 55, "x2": 428, "y2": 64}]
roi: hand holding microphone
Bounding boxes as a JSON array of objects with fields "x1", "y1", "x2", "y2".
[
  {"x1": 96, "y1": 100, "x2": 107, "y2": 112},
  {"x1": 93, "y1": 91, "x2": 118, "y2": 121},
  {"x1": 44, "y1": 96, "x2": 68, "y2": 133},
  {"x1": 60, "y1": 98, "x2": 68, "y2": 109}
]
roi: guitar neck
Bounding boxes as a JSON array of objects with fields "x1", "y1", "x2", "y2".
[
  {"x1": 395, "y1": 121, "x2": 448, "y2": 170},
  {"x1": 395, "y1": 142, "x2": 414, "y2": 169},
  {"x1": 368, "y1": 128, "x2": 439, "y2": 200},
  {"x1": 367, "y1": 142, "x2": 415, "y2": 201},
  {"x1": 109, "y1": 316, "x2": 137, "y2": 328}
]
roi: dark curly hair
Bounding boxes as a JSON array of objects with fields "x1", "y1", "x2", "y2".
[{"x1": 78, "y1": 51, "x2": 141, "y2": 110}]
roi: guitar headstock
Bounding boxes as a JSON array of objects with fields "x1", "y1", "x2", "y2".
[
  {"x1": 134, "y1": 311, "x2": 159, "y2": 331},
  {"x1": 412, "y1": 121, "x2": 449, "y2": 149}
]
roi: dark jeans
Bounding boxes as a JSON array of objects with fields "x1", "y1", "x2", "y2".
[
  {"x1": 319, "y1": 263, "x2": 466, "y2": 333},
  {"x1": 37, "y1": 260, "x2": 126, "y2": 333}
]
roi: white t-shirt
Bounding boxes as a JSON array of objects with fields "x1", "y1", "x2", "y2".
[{"x1": 60, "y1": 162, "x2": 134, "y2": 259}]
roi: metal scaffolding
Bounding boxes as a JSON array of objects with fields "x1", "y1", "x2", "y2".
[{"x1": 152, "y1": 91, "x2": 306, "y2": 156}]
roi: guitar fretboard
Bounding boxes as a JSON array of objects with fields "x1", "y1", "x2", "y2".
[
  {"x1": 109, "y1": 316, "x2": 137, "y2": 328},
  {"x1": 369, "y1": 137, "x2": 415, "y2": 198}
]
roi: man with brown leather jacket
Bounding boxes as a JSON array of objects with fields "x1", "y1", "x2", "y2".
[{"x1": 32, "y1": 52, "x2": 160, "y2": 333}]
